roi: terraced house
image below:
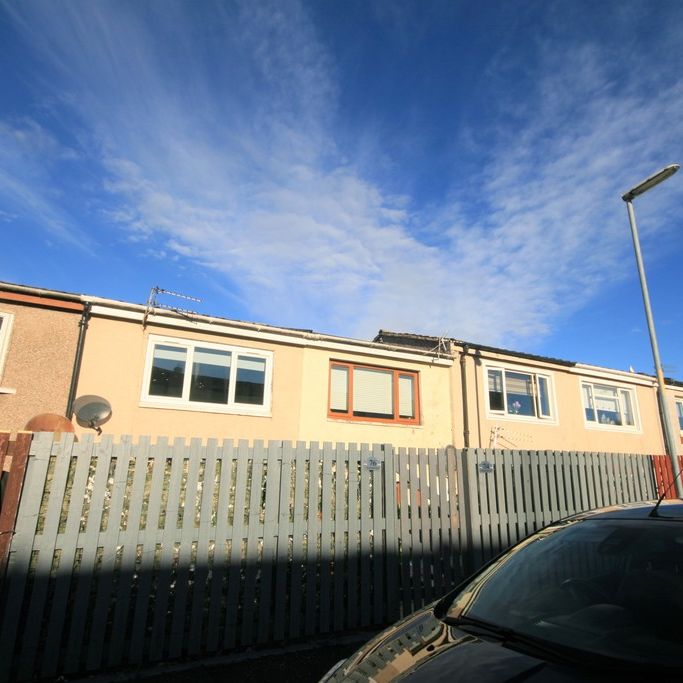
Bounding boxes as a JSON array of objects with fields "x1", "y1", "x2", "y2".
[
  {"x1": 376, "y1": 331, "x2": 680, "y2": 455},
  {"x1": 1, "y1": 279, "x2": 681, "y2": 457}
]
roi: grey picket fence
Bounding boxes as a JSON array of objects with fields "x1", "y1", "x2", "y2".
[
  {"x1": 457, "y1": 448, "x2": 658, "y2": 571},
  {"x1": 0, "y1": 434, "x2": 461, "y2": 681},
  {"x1": 0, "y1": 434, "x2": 658, "y2": 682}
]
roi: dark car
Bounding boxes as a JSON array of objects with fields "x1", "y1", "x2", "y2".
[{"x1": 321, "y1": 501, "x2": 683, "y2": 682}]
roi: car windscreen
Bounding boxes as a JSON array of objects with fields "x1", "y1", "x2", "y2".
[{"x1": 447, "y1": 518, "x2": 683, "y2": 668}]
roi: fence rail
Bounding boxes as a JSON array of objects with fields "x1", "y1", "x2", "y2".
[{"x1": 0, "y1": 433, "x2": 662, "y2": 682}]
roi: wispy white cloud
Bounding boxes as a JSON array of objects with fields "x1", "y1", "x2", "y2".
[
  {"x1": 2, "y1": 1, "x2": 683, "y2": 347},
  {"x1": 0, "y1": 118, "x2": 93, "y2": 249}
]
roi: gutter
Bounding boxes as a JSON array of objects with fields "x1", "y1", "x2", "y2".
[{"x1": 65, "y1": 302, "x2": 92, "y2": 418}]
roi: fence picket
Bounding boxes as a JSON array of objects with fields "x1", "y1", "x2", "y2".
[
  {"x1": 63, "y1": 437, "x2": 115, "y2": 673},
  {"x1": 288, "y1": 441, "x2": 308, "y2": 638},
  {"x1": 333, "y1": 443, "x2": 348, "y2": 631},
  {"x1": 417, "y1": 448, "x2": 433, "y2": 602},
  {"x1": 405, "y1": 448, "x2": 421, "y2": 607},
  {"x1": 16, "y1": 435, "x2": 75, "y2": 680},
  {"x1": 106, "y1": 437, "x2": 151, "y2": 667},
  {"x1": 205, "y1": 440, "x2": 231, "y2": 652},
  {"x1": 223, "y1": 440, "x2": 250, "y2": 649},
  {"x1": 128, "y1": 438, "x2": 170, "y2": 664},
  {"x1": 168, "y1": 439, "x2": 203, "y2": 659},
  {"x1": 427, "y1": 448, "x2": 443, "y2": 597},
  {"x1": 555, "y1": 452, "x2": 568, "y2": 520},
  {"x1": 397, "y1": 447, "x2": 412, "y2": 616},
  {"x1": 492, "y1": 450, "x2": 507, "y2": 553},
  {"x1": 0, "y1": 433, "x2": 53, "y2": 683},
  {"x1": 443, "y1": 446, "x2": 459, "y2": 587},
  {"x1": 518, "y1": 451, "x2": 533, "y2": 537},
  {"x1": 41, "y1": 437, "x2": 99, "y2": 677},
  {"x1": 383, "y1": 443, "x2": 399, "y2": 621},
  {"x1": 188, "y1": 438, "x2": 218, "y2": 656},
  {"x1": 359, "y1": 444, "x2": 372, "y2": 625},
  {"x1": 510, "y1": 450, "x2": 524, "y2": 543},
  {"x1": 372, "y1": 443, "x2": 386, "y2": 624},
  {"x1": 304, "y1": 442, "x2": 321, "y2": 636},
  {"x1": 84, "y1": 437, "x2": 132, "y2": 671},
  {"x1": 274, "y1": 441, "x2": 294, "y2": 641},
  {"x1": 148, "y1": 438, "x2": 188, "y2": 661},
  {"x1": 597, "y1": 452, "x2": 609, "y2": 508},
  {"x1": 256, "y1": 440, "x2": 283, "y2": 644},
  {"x1": 240, "y1": 440, "x2": 266, "y2": 647},
  {"x1": 501, "y1": 449, "x2": 515, "y2": 548},
  {"x1": 318, "y1": 443, "x2": 334, "y2": 633},
  {"x1": 346, "y1": 443, "x2": 360, "y2": 628}
]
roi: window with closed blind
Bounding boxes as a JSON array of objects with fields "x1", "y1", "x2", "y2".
[
  {"x1": 328, "y1": 361, "x2": 420, "y2": 424},
  {"x1": 486, "y1": 364, "x2": 555, "y2": 421},
  {"x1": 141, "y1": 335, "x2": 272, "y2": 415}
]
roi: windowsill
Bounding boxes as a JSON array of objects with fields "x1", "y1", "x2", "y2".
[
  {"x1": 487, "y1": 411, "x2": 557, "y2": 425},
  {"x1": 583, "y1": 421, "x2": 640, "y2": 434},
  {"x1": 0, "y1": 386, "x2": 16, "y2": 394},
  {"x1": 327, "y1": 417, "x2": 421, "y2": 428},
  {"x1": 139, "y1": 399, "x2": 271, "y2": 418}
]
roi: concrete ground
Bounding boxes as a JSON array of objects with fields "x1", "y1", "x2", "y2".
[
  {"x1": 145, "y1": 642, "x2": 360, "y2": 682},
  {"x1": 82, "y1": 635, "x2": 373, "y2": 683}
]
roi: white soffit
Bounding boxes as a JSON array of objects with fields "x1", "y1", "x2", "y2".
[
  {"x1": 89, "y1": 305, "x2": 453, "y2": 367},
  {"x1": 571, "y1": 363, "x2": 656, "y2": 388}
]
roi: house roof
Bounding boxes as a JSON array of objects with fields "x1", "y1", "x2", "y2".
[
  {"x1": 374, "y1": 330, "x2": 576, "y2": 367},
  {"x1": 0, "y1": 280, "x2": 452, "y2": 364},
  {"x1": 3, "y1": 279, "x2": 680, "y2": 386},
  {"x1": 374, "y1": 329, "x2": 683, "y2": 387}
]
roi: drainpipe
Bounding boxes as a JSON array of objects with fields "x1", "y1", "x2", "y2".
[
  {"x1": 460, "y1": 345, "x2": 470, "y2": 448},
  {"x1": 65, "y1": 302, "x2": 91, "y2": 418}
]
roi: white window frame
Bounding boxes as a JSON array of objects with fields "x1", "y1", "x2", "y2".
[
  {"x1": 140, "y1": 334, "x2": 273, "y2": 416},
  {"x1": 580, "y1": 380, "x2": 640, "y2": 432},
  {"x1": 484, "y1": 363, "x2": 557, "y2": 423},
  {"x1": 0, "y1": 311, "x2": 14, "y2": 382},
  {"x1": 675, "y1": 399, "x2": 683, "y2": 435}
]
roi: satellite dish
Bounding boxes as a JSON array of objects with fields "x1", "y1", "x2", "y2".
[{"x1": 72, "y1": 395, "x2": 112, "y2": 435}]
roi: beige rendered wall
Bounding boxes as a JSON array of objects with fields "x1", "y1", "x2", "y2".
[
  {"x1": 0, "y1": 301, "x2": 80, "y2": 431},
  {"x1": 74, "y1": 316, "x2": 306, "y2": 441},
  {"x1": 665, "y1": 385, "x2": 683, "y2": 455},
  {"x1": 296, "y1": 347, "x2": 455, "y2": 448},
  {"x1": 461, "y1": 349, "x2": 664, "y2": 455}
]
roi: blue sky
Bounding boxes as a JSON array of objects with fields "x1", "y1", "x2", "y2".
[{"x1": 2, "y1": 1, "x2": 683, "y2": 376}]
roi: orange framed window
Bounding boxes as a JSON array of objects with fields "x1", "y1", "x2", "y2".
[{"x1": 328, "y1": 361, "x2": 420, "y2": 425}]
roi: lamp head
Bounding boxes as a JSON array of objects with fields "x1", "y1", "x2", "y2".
[{"x1": 622, "y1": 164, "x2": 679, "y2": 202}]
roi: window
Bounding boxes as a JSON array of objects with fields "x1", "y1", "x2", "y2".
[
  {"x1": 582, "y1": 382, "x2": 637, "y2": 428},
  {"x1": 676, "y1": 400, "x2": 683, "y2": 432},
  {"x1": 328, "y1": 361, "x2": 419, "y2": 425},
  {"x1": 141, "y1": 336, "x2": 272, "y2": 415},
  {"x1": 486, "y1": 366, "x2": 554, "y2": 420},
  {"x1": 0, "y1": 311, "x2": 14, "y2": 380}
]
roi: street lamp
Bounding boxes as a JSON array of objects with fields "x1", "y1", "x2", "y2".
[{"x1": 622, "y1": 163, "x2": 683, "y2": 498}]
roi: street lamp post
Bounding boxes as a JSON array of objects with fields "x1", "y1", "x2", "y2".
[{"x1": 622, "y1": 164, "x2": 683, "y2": 498}]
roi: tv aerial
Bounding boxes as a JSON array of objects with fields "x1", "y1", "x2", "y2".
[
  {"x1": 143, "y1": 286, "x2": 201, "y2": 326},
  {"x1": 72, "y1": 395, "x2": 112, "y2": 435}
]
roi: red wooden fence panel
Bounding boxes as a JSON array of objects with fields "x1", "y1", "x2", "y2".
[
  {"x1": 0, "y1": 431, "x2": 33, "y2": 579},
  {"x1": 651, "y1": 454, "x2": 683, "y2": 499}
]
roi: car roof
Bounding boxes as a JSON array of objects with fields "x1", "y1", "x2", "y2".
[{"x1": 567, "y1": 500, "x2": 683, "y2": 521}]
